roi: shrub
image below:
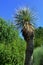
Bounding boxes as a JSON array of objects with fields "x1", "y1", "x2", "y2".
[
  {"x1": 0, "y1": 18, "x2": 26, "y2": 65},
  {"x1": 0, "y1": 18, "x2": 18, "y2": 43},
  {"x1": 33, "y1": 46, "x2": 43, "y2": 65},
  {"x1": 0, "y1": 38, "x2": 26, "y2": 65}
]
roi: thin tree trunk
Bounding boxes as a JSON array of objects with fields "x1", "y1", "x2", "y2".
[
  {"x1": 24, "y1": 39, "x2": 34, "y2": 65},
  {"x1": 22, "y1": 27, "x2": 34, "y2": 65}
]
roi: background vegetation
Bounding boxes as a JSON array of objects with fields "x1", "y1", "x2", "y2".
[{"x1": 34, "y1": 27, "x2": 43, "y2": 48}]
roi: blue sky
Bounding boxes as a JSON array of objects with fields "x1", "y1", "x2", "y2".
[{"x1": 0, "y1": 0, "x2": 43, "y2": 27}]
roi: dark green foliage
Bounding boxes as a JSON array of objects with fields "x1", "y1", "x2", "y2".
[
  {"x1": 34, "y1": 27, "x2": 43, "y2": 64},
  {"x1": 0, "y1": 39, "x2": 26, "y2": 65},
  {"x1": 0, "y1": 18, "x2": 26, "y2": 65},
  {"x1": 34, "y1": 27, "x2": 43, "y2": 48},
  {"x1": 0, "y1": 18, "x2": 18, "y2": 43},
  {"x1": 33, "y1": 46, "x2": 43, "y2": 65}
]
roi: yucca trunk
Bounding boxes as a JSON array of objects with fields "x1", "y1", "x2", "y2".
[
  {"x1": 22, "y1": 24, "x2": 34, "y2": 65},
  {"x1": 24, "y1": 38, "x2": 34, "y2": 65}
]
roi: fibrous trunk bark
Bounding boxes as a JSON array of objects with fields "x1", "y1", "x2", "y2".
[
  {"x1": 22, "y1": 29, "x2": 34, "y2": 65},
  {"x1": 24, "y1": 39, "x2": 34, "y2": 65}
]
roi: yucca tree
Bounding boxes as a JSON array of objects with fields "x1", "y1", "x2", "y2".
[{"x1": 14, "y1": 7, "x2": 35, "y2": 65}]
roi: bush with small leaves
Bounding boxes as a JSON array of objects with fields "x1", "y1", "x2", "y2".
[
  {"x1": 0, "y1": 18, "x2": 26, "y2": 65},
  {"x1": 0, "y1": 18, "x2": 18, "y2": 43},
  {"x1": 0, "y1": 39, "x2": 26, "y2": 65}
]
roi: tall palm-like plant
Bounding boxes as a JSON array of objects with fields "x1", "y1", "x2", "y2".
[{"x1": 14, "y1": 7, "x2": 35, "y2": 65}]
